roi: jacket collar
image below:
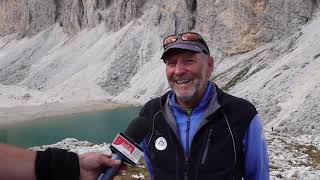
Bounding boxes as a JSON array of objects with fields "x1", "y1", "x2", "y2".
[
  {"x1": 159, "y1": 82, "x2": 223, "y2": 136},
  {"x1": 159, "y1": 82, "x2": 224, "y2": 112},
  {"x1": 167, "y1": 82, "x2": 214, "y2": 114}
]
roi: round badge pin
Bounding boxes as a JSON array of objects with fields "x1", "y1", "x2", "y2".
[{"x1": 155, "y1": 137, "x2": 167, "y2": 151}]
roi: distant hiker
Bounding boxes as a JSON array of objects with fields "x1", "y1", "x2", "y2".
[{"x1": 136, "y1": 32, "x2": 269, "y2": 180}]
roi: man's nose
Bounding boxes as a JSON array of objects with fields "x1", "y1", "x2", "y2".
[{"x1": 174, "y1": 62, "x2": 186, "y2": 75}]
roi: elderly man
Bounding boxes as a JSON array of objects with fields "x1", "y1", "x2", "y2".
[{"x1": 139, "y1": 32, "x2": 269, "y2": 180}]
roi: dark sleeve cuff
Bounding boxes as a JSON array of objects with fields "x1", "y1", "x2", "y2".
[{"x1": 35, "y1": 148, "x2": 80, "y2": 180}]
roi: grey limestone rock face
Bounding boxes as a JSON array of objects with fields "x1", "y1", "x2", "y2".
[
  {"x1": 145, "y1": 0, "x2": 317, "y2": 56},
  {"x1": 0, "y1": 50, "x2": 33, "y2": 85},
  {"x1": 278, "y1": 78, "x2": 320, "y2": 136},
  {"x1": 1, "y1": 0, "x2": 316, "y2": 55},
  {"x1": 0, "y1": 0, "x2": 146, "y2": 37},
  {"x1": 195, "y1": 0, "x2": 315, "y2": 56},
  {"x1": 0, "y1": 0, "x2": 56, "y2": 38},
  {"x1": 0, "y1": 0, "x2": 26, "y2": 36},
  {"x1": 102, "y1": 0, "x2": 146, "y2": 31},
  {"x1": 98, "y1": 35, "x2": 142, "y2": 96}
]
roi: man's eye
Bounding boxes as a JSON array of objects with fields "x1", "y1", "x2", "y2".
[
  {"x1": 166, "y1": 60, "x2": 176, "y2": 65},
  {"x1": 185, "y1": 59, "x2": 195, "y2": 64},
  {"x1": 166, "y1": 62, "x2": 176, "y2": 67}
]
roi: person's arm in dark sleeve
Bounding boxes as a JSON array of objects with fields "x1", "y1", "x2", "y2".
[
  {"x1": 243, "y1": 114, "x2": 270, "y2": 180},
  {"x1": 0, "y1": 143, "x2": 36, "y2": 180},
  {"x1": 0, "y1": 144, "x2": 121, "y2": 180},
  {"x1": 35, "y1": 148, "x2": 80, "y2": 180}
]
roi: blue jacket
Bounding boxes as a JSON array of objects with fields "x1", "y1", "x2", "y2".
[{"x1": 141, "y1": 83, "x2": 269, "y2": 180}]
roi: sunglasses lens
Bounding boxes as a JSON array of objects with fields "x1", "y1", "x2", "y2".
[
  {"x1": 163, "y1": 35, "x2": 178, "y2": 47},
  {"x1": 181, "y1": 33, "x2": 200, "y2": 41},
  {"x1": 162, "y1": 32, "x2": 210, "y2": 55},
  {"x1": 182, "y1": 33, "x2": 209, "y2": 54}
]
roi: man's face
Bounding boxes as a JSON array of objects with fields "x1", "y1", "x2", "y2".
[{"x1": 165, "y1": 50, "x2": 213, "y2": 106}]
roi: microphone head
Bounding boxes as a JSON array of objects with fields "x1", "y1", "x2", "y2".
[
  {"x1": 101, "y1": 117, "x2": 151, "y2": 180},
  {"x1": 110, "y1": 132, "x2": 144, "y2": 165},
  {"x1": 124, "y1": 116, "x2": 151, "y2": 143}
]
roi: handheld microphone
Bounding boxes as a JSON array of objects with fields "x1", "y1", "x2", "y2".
[{"x1": 100, "y1": 116, "x2": 151, "y2": 180}]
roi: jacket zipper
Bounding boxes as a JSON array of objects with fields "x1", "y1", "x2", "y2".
[
  {"x1": 184, "y1": 115, "x2": 191, "y2": 180},
  {"x1": 184, "y1": 159, "x2": 189, "y2": 180},
  {"x1": 186, "y1": 115, "x2": 191, "y2": 154},
  {"x1": 201, "y1": 128, "x2": 213, "y2": 165}
]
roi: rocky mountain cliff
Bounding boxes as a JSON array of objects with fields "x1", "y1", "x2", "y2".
[
  {"x1": 1, "y1": 0, "x2": 320, "y2": 178},
  {"x1": 1, "y1": 0, "x2": 317, "y2": 53}
]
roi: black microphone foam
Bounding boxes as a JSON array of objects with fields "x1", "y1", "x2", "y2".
[{"x1": 124, "y1": 116, "x2": 151, "y2": 143}]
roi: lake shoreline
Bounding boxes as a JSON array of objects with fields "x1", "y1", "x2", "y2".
[{"x1": 0, "y1": 100, "x2": 132, "y2": 126}]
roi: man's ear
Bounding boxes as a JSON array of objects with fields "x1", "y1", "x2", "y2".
[{"x1": 207, "y1": 56, "x2": 214, "y2": 76}]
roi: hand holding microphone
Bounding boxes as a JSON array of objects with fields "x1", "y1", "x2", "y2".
[{"x1": 100, "y1": 117, "x2": 150, "y2": 180}]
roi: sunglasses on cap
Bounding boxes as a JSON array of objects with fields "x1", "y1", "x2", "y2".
[{"x1": 162, "y1": 32, "x2": 210, "y2": 55}]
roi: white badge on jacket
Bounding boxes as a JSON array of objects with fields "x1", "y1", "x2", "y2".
[{"x1": 155, "y1": 137, "x2": 167, "y2": 151}]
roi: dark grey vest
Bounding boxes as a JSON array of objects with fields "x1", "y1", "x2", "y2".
[{"x1": 140, "y1": 87, "x2": 257, "y2": 180}]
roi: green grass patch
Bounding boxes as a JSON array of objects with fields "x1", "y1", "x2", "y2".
[
  {"x1": 281, "y1": 138, "x2": 320, "y2": 168},
  {"x1": 114, "y1": 157, "x2": 150, "y2": 180},
  {"x1": 294, "y1": 144, "x2": 320, "y2": 168},
  {"x1": 222, "y1": 66, "x2": 251, "y2": 91},
  {"x1": 269, "y1": 164, "x2": 280, "y2": 170},
  {"x1": 247, "y1": 64, "x2": 267, "y2": 77}
]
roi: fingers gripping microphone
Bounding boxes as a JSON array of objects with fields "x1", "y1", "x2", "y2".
[
  {"x1": 101, "y1": 117, "x2": 151, "y2": 180},
  {"x1": 100, "y1": 133, "x2": 143, "y2": 179}
]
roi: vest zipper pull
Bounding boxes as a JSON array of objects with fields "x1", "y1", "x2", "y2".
[
  {"x1": 184, "y1": 159, "x2": 190, "y2": 180},
  {"x1": 201, "y1": 128, "x2": 213, "y2": 165}
]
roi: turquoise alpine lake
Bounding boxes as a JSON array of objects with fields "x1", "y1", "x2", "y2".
[{"x1": 0, "y1": 106, "x2": 141, "y2": 148}]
